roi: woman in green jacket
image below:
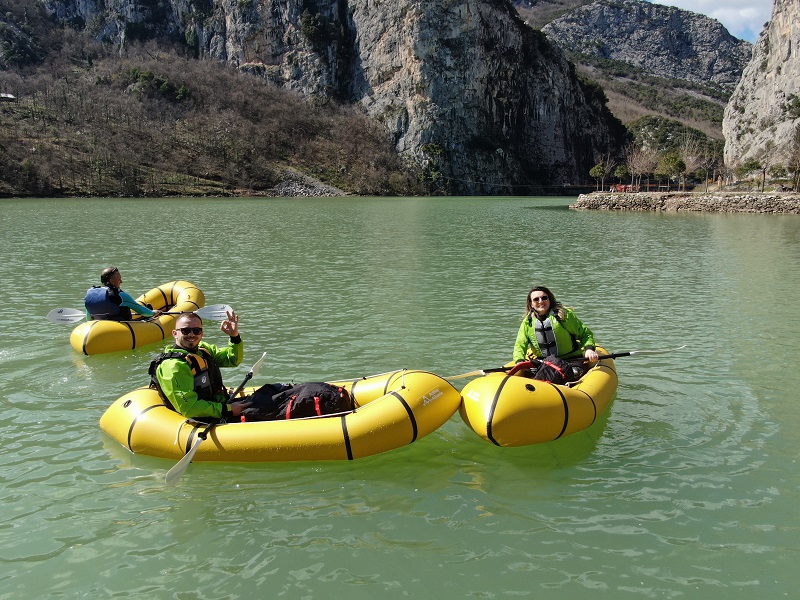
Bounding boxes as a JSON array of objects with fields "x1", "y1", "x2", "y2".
[{"x1": 513, "y1": 285, "x2": 599, "y2": 364}]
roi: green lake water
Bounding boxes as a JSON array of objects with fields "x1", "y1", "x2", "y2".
[{"x1": 1, "y1": 196, "x2": 798, "y2": 598}]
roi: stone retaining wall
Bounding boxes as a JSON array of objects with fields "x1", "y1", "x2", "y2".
[{"x1": 570, "y1": 192, "x2": 800, "y2": 214}]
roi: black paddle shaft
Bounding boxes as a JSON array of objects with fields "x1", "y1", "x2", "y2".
[{"x1": 486, "y1": 352, "x2": 630, "y2": 373}]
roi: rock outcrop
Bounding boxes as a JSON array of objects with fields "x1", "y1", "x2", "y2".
[
  {"x1": 541, "y1": 0, "x2": 752, "y2": 94},
  {"x1": 38, "y1": 0, "x2": 626, "y2": 194},
  {"x1": 723, "y1": 0, "x2": 800, "y2": 170}
]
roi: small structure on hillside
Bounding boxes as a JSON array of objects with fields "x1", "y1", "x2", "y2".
[{"x1": 0, "y1": 93, "x2": 17, "y2": 103}]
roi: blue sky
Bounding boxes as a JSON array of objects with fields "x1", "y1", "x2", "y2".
[{"x1": 653, "y1": 0, "x2": 772, "y2": 42}]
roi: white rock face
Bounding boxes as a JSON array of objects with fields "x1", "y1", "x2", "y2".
[
  {"x1": 723, "y1": 0, "x2": 800, "y2": 169},
  {"x1": 542, "y1": 0, "x2": 751, "y2": 93},
  {"x1": 40, "y1": 0, "x2": 625, "y2": 192}
]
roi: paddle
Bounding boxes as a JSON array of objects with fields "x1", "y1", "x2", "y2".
[
  {"x1": 46, "y1": 303, "x2": 233, "y2": 324},
  {"x1": 445, "y1": 345, "x2": 688, "y2": 381},
  {"x1": 164, "y1": 351, "x2": 267, "y2": 486}
]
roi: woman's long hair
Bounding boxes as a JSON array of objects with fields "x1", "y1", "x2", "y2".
[{"x1": 525, "y1": 285, "x2": 566, "y2": 321}]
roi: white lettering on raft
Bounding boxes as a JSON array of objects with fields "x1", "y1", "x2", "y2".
[
  {"x1": 422, "y1": 388, "x2": 444, "y2": 405},
  {"x1": 466, "y1": 390, "x2": 482, "y2": 402}
]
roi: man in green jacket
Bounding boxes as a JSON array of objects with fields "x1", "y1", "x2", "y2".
[{"x1": 152, "y1": 310, "x2": 252, "y2": 420}]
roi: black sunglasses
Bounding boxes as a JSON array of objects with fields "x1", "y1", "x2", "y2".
[
  {"x1": 178, "y1": 327, "x2": 203, "y2": 335},
  {"x1": 530, "y1": 295, "x2": 549, "y2": 302}
]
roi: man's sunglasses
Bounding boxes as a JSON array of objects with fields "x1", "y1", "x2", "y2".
[{"x1": 178, "y1": 327, "x2": 203, "y2": 335}]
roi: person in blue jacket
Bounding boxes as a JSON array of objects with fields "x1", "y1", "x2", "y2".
[
  {"x1": 513, "y1": 285, "x2": 599, "y2": 364},
  {"x1": 84, "y1": 266, "x2": 161, "y2": 321}
]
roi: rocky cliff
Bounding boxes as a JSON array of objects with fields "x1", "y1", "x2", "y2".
[
  {"x1": 723, "y1": 0, "x2": 800, "y2": 169},
  {"x1": 513, "y1": 0, "x2": 589, "y2": 30},
  {"x1": 38, "y1": 0, "x2": 625, "y2": 193},
  {"x1": 537, "y1": 0, "x2": 751, "y2": 137},
  {"x1": 541, "y1": 0, "x2": 751, "y2": 94}
]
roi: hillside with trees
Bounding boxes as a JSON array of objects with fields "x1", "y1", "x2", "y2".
[
  {"x1": 0, "y1": 1, "x2": 424, "y2": 197},
  {"x1": 2, "y1": 0, "x2": 775, "y2": 197},
  {"x1": 511, "y1": 0, "x2": 759, "y2": 191}
]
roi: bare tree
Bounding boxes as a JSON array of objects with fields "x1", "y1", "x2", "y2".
[
  {"x1": 698, "y1": 140, "x2": 724, "y2": 192},
  {"x1": 787, "y1": 125, "x2": 800, "y2": 191},
  {"x1": 593, "y1": 153, "x2": 617, "y2": 191},
  {"x1": 626, "y1": 142, "x2": 658, "y2": 191},
  {"x1": 678, "y1": 129, "x2": 704, "y2": 191},
  {"x1": 756, "y1": 141, "x2": 779, "y2": 191}
]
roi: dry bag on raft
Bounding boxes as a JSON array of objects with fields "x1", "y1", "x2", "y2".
[
  {"x1": 528, "y1": 356, "x2": 583, "y2": 385},
  {"x1": 242, "y1": 382, "x2": 354, "y2": 421}
]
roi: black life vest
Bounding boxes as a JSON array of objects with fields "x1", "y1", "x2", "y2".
[
  {"x1": 533, "y1": 314, "x2": 558, "y2": 357},
  {"x1": 84, "y1": 285, "x2": 133, "y2": 321},
  {"x1": 148, "y1": 347, "x2": 226, "y2": 408},
  {"x1": 531, "y1": 311, "x2": 580, "y2": 357}
]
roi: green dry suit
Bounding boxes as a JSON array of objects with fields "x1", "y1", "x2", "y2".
[
  {"x1": 153, "y1": 337, "x2": 243, "y2": 419},
  {"x1": 512, "y1": 308, "x2": 595, "y2": 362}
]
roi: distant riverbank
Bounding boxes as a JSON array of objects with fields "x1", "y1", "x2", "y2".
[{"x1": 570, "y1": 191, "x2": 800, "y2": 214}]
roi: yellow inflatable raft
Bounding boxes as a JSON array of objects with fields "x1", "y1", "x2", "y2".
[
  {"x1": 459, "y1": 350, "x2": 618, "y2": 447},
  {"x1": 99, "y1": 369, "x2": 461, "y2": 462},
  {"x1": 70, "y1": 280, "x2": 205, "y2": 355}
]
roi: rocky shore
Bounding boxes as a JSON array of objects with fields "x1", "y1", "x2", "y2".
[
  {"x1": 570, "y1": 191, "x2": 800, "y2": 214},
  {"x1": 266, "y1": 181, "x2": 347, "y2": 197},
  {"x1": 265, "y1": 173, "x2": 347, "y2": 197}
]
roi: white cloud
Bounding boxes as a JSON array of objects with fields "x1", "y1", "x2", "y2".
[{"x1": 651, "y1": 0, "x2": 773, "y2": 42}]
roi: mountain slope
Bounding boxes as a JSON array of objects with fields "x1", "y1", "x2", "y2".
[
  {"x1": 25, "y1": 0, "x2": 627, "y2": 194},
  {"x1": 519, "y1": 0, "x2": 752, "y2": 139}
]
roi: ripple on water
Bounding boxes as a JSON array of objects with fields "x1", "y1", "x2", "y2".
[{"x1": 1, "y1": 198, "x2": 797, "y2": 598}]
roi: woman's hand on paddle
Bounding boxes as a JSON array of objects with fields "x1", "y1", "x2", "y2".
[
  {"x1": 583, "y1": 348, "x2": 599, "y2": 364},
  {"x1": 220, "y1": 309, "x2": 240, "y2": 337}
]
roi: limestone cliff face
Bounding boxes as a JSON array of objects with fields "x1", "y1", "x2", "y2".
[
  {"x1": 723, "y1": 0, "x2": 800, "y2": 169},
  {"x1": 344, "y1": 0, "x2": 625, "y2": 192},
  {"x1": 39, "y1": 0, "x2": 624, "y2": 193},
  {"x1": 541, "y1": 0, "x2": 751, "y2": 94}
]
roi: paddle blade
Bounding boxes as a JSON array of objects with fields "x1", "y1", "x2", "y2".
[
  {"x1": 250, "y1": 352, "x2": 267, "y2": 379},
  {"x1": 228, "y1": 352, "x2": 267, "y2": 402},
  {"x1": 194, "y1": 304, "x2": 233, "y2": 321},
  {"x1": 165, "y1": 438, "x2": 203, "y2": 486},
  {"x1": 46, "y1": 308, "x2": 85, "y2": 324}
]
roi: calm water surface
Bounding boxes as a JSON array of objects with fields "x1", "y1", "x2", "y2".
[{"x1": 1, "y1": 196, "x2": 798, "y2": 598}]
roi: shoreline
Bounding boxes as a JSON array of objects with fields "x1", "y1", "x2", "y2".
[
  {"x1": 0, "y1": 177, "x2": 349, "y2": 200},
  {"x1": 569, "y1": 191, "x2": 800, "y2": 214}
]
